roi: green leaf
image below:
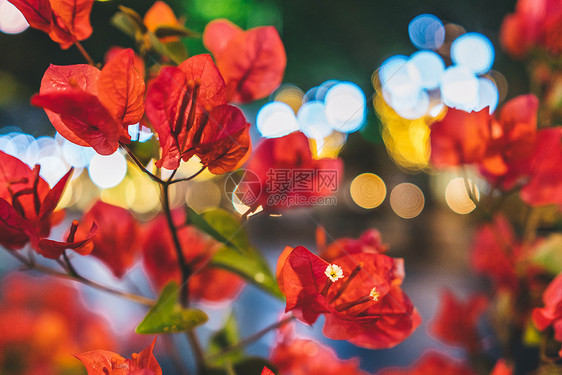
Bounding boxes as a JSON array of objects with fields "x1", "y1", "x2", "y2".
[
  {"x1": 154, "y1": 25, "x2": 200, "y2": 39},
  {"x1": 532, "y1": 234, "x2": 562, "y2": 276},
  {"x1": 211, "y1": 245, "x2": 282, "y2": 299},
  {"x1": 201, "y1": 210, "x2": 283, "y2": 299},
  {"x1": 207, "y1": 313, "x2": 243, "y2": 366},
  {"x1": 201, "y1": 209, "x2": 250, "y2": 250},
  {"x1": 186, "y1": 207, "x2": 240, "y2": 252},
  {"x1": 148, "y1": 32, "x2": 186, "y2": 65},
  {"x1": 136, "y1": 282, "x2": 208, "y2": 334},
  {"x1": 111, "y1": 6, "x2": 146, "y2": 39}
]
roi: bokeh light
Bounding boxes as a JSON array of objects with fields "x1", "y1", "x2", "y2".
[
  {"x1": 475, "y1": 77, "x2": 499, "y2": 113},
  {"x1": 408, "y1": 51, "x2": 445, "y2": 90},
  {"x1": 390, "y1": 183, "x2": 424, "y2": 219},
  {"x1": 440, "y1": 66, "x2": 479, "y2": 111},
  {"x1": 128, "y1": 123, "x2": 153, "y2": 143},
  {"x1": 374, "y1": 94, "x2": 430, "y2": 170},
  {"x1": 309, "y1": 131, "x2": 347, "y2": 159},
  {"x1": 0, "y1": 0, "x2": 29, "y2": 34},
  {"x1": 451, "y1": 32, "x2": 494, "y2": 74},
  {"x1": 88, "y1": 151, "x2": 128, "y2": 189},
  {"x1": 38, "y1": 155, "x2": 70, "y2": 187},
  {"x1": 62, "y1": 140, "x2": 95, "y2": 168},
  {"x1": 408, "y1": 14, "x2": 445, "y2": 50},
  {"x1": 324, "y1": 82, "x2": 366, "y2": 133},
  {"x1": 350, "y1": 173, "x2": 386, "y2": 209},
  {"x1": 445, "y1": 177, "x2": 479, "y2": 214},
  {"x1": 297, "y1": 101, "x2": 332, "y2": 139},
  {"x1": 274, "y1": 84, "x2": 304, "y2": 113},
  {"x1": 256, "y1": 101, "x2": 300, "y2": 138},
  {"x1": 185, "y1": 181, "x2": 222, "y2": 213}
]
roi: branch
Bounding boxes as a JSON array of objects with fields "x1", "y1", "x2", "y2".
[
  {"x1": 206, "y1": 316, "x2": 295, "y2": 362},
  {"x1": 73, "y1": 41, "x2": 96, "y2": 66},
  {"x1": 4, "y1": 249, "x2": 154, "y2": 306},
  {"x1": 121, "y1": 145, "x2": 166, "y2": 185}
]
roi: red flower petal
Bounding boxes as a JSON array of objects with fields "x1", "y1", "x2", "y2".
[
  {"x1": 203, "y1": 19, "x2": 243, "y2": 57},
  {"x1": 48, "y1": 0, "x2": 94, "y2": 49},
  {"x1": 430, "y1": 108, "x2": 490, "y2": 168},
  {"x1": 429, "y1": 290, "x2": 488, "y2": 353},
  {"x1": 79, "y1": 200, "x2": 139, "y2": 278},
  {"x1": 520, "y1": 127, "x2": 562, "y2": 206},
  {"x1": 37, "y1": 221, "x2": 97, "y2": 259},
  {"x1": 144, "y1": 1, "x2": 179, "y2": 31},
  {"x1": 191, "y1": 104, "x2": 251, "y2": 174},
  {"x1": 212, "y1": 24, "x2": 286, "y2": 103},
  {"x1": 32, "y1": 90, "x2": 121, "y2": 155},
  {"x1": 98, "y1": 48, "x2": 145, "y2": 129},
  {"x1": 7, "y1": 0, "x2": 52, "y2": 33},
  {"x1": 37, "y1": 64, "x2": 101, "y2": 147}
]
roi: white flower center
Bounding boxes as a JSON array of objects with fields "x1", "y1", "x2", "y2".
[
  {"x1": 370, "y1": 287, "x2": 381, "y2": 301},
  {"x1": 325, "y1": 264, "x2": 344, "y2": 282}
]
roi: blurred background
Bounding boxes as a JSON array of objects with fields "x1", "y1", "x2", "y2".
[{"x1": 0, "y1": 0, "x2": 527, "y2": 373}]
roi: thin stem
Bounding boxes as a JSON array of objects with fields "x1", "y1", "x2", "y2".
[
  {"x1": 63, "y1": 250, "x2": 79, "y2": 277},
  {"x1": 73, "y1": 41, "x2": 95, "y2": 66},
  {"x1": 186, "y1": 331, "x2": 205, "y2": 372},
  {"x1": 4, "y1": 249, "x2": 154, "y2": 306},
  {"x1": 461, "y1": 168, "x2": 479, "y2": 207},
  {"x1": 122, "y1": 145, "x2": 166, "y2": 185},
  {"x1": 169, "y1": 166, "x2": 206, "y2": 185},
  {"x1": 161, "y1": 183, "x2": 191, "y2": 306},
  {"x1": 206, "y1": 316, "x2": 295, "y2": 362}
]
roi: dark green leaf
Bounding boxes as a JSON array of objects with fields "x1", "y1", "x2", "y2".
[
  {"x1": 136, "y1": 282, "x2": 208, "y2": 334},
  {"x1": 154, "y1": 25, "x2": 200, "y2": 39},
  {"x1": 148, "y1": 32, "x2": 186, "y2": 65},
  {"x1": 208, "y1": 313, "x2": 242, "y2": 366},
  {"x1": 186, "y1": 207, "x2": 240, "y2": 252}
]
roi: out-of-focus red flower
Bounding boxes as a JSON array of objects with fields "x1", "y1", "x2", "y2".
[
  {"x1": 142, "y1": 212, "x2": 244, "y2": 303},
  {"x1": 270, "y1": 335, "x2": 369, "y2": 375},
  {"x1": 490, "y1": 359, "x2": 513, "y2": 375},
  {"x1": 75, "y1": 200, "x2": 139, "y2": 279},
  {"x1": 31, "y1": 48, "x2": 145, "y2": 155},
  {"x1": 471, "y1": 215, "x2": 521, "y2": 292},
  {"x1": 145, "y1": 54, "x2": 251, "y2": 172},
  {"x1": 520, "y1": 127, "x2": 562, "y2": 206},
  {"x1": 376, "y1": 352, "x2": 476, "y2": 375},
  {"x1": 8, "y1": 0, "x2": 94, "y2": 49},
  {"x1": 144, "y1": 1, "x2": 179, "y2": 32},
  {"x1": 430, "y1": 107, "x2": 490, "y2": 168},
  {"x1": 203, "y1": 19, "x2": 286, "y2": 103},
  {"x1": 532, "y1": 273, "x2": 562, "y2": 356},
  {"x1": 239, "y1": 132, "x2": 342, "y2": 211},
  {"x1": 500, "y1": 0, "x2": 562, "y2": 58},
  {"x1": 321, "y1": 228, "x2": 389, "y2": 261},
  {"x1": 0, "y1": 151, "x2": 71, "y2": 253},
  {"x1": 261, "y1": 367, "x2": 275, "y2": 375},
  {"x1": 277, "y1": 246, "x2": 420, "y2": 349},
  {"x1": 76, "y1": 338, "x2": 161, "y2": 375},
  {"x1": 0, "y1": 273, "x2": 116, "y2": 374},
  {"x1": 479, "y1": 95, "x2": 539, "y2": 190},
  {"x1": 429, "y1": 290, "x2": 487, "y2": 354}
]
